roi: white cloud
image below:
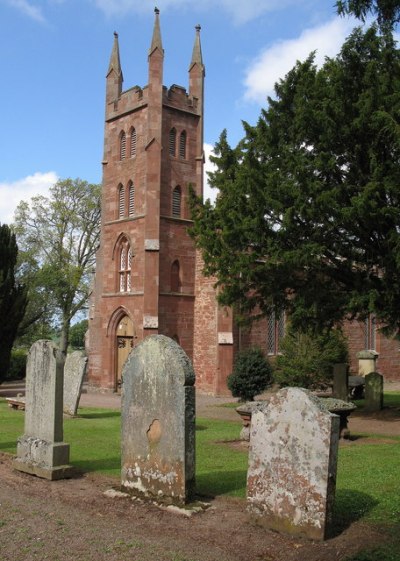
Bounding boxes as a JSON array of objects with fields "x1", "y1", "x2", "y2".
[
  {"x1": 203, "y1": 143, "x2": 218, "y2": 205},
  {"x1": 6, "y1": 0, "x2": 46, "y2": 22},
  {"x1": 0, "y1": 172, "x2": 58, "y2": 225},
  {"x1": 92, "y1": 0, "x2": 298, "y2": 24},
  {"x1": 243, "y1": 17, "x2": 356, "y2": 104}
]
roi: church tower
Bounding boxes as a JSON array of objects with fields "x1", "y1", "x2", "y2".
[{"x1": 88, "y1": 10, "x2": 205, "y2": 390}]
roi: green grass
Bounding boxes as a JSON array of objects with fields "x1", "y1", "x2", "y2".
[
  {"x1": 1, "y1": 394, "x2": 400, "y2": 528},
  {"x1": 353, "y1": 390, "x2": 400, "y2": 409}
]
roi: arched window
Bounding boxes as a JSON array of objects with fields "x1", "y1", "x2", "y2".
[
  {"x1": 169, "y1": 128, "x2": 176, "y2": 156},
  {"x1": 172, "y1": 186, "x2": 181, "y2": 217},
  {"x1": 364, "y1": 314, "x2": 376, "y2": 351},
  {"x1": 119, "y1": 241, "x2": 132, "y2": 292},
  {"x1": 118, "y1": 184, "x2": 125, "y2": 218},
  {"x1": 171, "y1": 260, "x2": 181, "y2": 292},
  {"x1": 120, "y1": 131, "x2": 126, "y2": 160},
  {"x1": 130, "y1": 127, "x2": 137, "y2": 157},
  {"x1": 267, "y1": 311, "x2": 285, "y2": 355},
  {"x1": 179, "y1": 131, "x2": 186, "y2": 159},
  {"x1": 128, "y1": 181, "x2": 135, "y2": 216}
]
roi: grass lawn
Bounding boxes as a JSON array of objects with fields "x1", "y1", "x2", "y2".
[{"x1": 1, "y1": 393, "x2": 400, "y2": 559}]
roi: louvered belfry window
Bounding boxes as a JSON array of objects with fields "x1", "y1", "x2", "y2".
[
  {"x1": 179, "y1": 131, "x2": 186, "y2": 159},
  {"x1": 120, "y1": 131, "x2": 126, "y2": 160},
  {"x1": 118, "y1": 184, "x2": 125, "y2": 218},
  {"x1": 130, "y1": 127, "x2": 137, "y2": 157},
  {"x1": 128, "y1": 182, "x2": 135, "y2": 216},
  {"x1": 172, "y1": 186, "x2": 181, "y2": 217},
  {"x1": 169, "y1": 128, "x2": 176, "y2": 156}
]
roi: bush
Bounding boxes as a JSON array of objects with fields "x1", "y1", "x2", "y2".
[
  {"x1": 227, "y1": 348, "x2": 273, "y2": 402},
  {"x1": 69, "y1": 319, "x2": 88, "y2": 349},
  {"x1": 7, "y1": 348, "x2": 28, "y2": 380},
  {"x1": 274, "y1": 327, "x2": 348, "y2": 389}
]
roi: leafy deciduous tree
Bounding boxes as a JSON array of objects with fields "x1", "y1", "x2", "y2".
[{"x1": 14, "y1": 178, "x2": 101, "y2": 355}]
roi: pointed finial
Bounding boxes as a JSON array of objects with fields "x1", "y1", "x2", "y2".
[
  {"x1": 149, "y1": 6, "x2": 163, "y2": 55},
  {"x1": 108, "y1": 30, "x2": 122, "y2": 77},
  {"x1": 190, "y1": 23, "x2": 203, "y2": 69}
]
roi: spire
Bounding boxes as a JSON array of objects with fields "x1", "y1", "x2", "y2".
[
  {"x1": 107, "y1": 31, "x2": 123, "y2": 80},
  {"x1": 149, "y1": 7, "x2": 163, "y2": 56},
  {"x1": 189, "y1": 24, "x2": 203, "y2": 70}
]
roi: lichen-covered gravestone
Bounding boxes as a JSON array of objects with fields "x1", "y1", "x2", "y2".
[
  {"x1": 63, "y1": 351, "x2": 87, "y2": 416},
  {"x1": 121, "y1": 335, "x2": 195, "y2": 505},
  {"x1": 365, "y1": 371, "x2": 383, "y2": 412},
  {"x1": 13, "y1": 340, "x2": 74, "y2": 480},
  {"x1": 247, "y1": 387, "x2": 340, "y2": 541}
]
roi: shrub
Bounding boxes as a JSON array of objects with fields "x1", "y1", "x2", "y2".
[
  {"x1": 227, "y1": 348, "x2": 273, "y2": 402},
  {"x1": 69, "y1": 319, "x2": 88, "y2": 349},
  {"x1": 7, "y1": 348, "x2": 28, "y2": 380},
  {"x1": 274, "y1": 327, "x2": 348, "y2": 389}
]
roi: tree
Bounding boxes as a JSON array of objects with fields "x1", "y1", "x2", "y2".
[
  {"x1": 0, "y1": 224, "x2": 28, "y2": 380},
  {"x1": 69, "y1": 319, "x2": 88, "y2": 349},
  {"x1": 190, "y1": 27, "x2": 400, "y2": 336},
  {"x1": 227, "y1": 348, "x2": 273, "y2": 401},
  {"x1": 336, "y1": 0, "x2": 400, "y2": 30},
  {"x1": 14, "y1": 178, "x2": 101, "y2": 355}
]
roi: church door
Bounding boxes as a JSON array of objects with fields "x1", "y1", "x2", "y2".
[{"x1": 116, "y1": 315, "x2": 134, "y2": 392}]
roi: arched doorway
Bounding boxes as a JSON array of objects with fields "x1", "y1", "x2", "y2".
[{"x1": 116, "y1": 315, "x2": 134, "y2": 392}]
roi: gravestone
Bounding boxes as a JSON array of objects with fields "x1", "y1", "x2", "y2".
[
  {"x1": 332, "y1": 363, "x2": 349, "y2": 401},
  {"x1": 13, "y1": 340, "x2": 74, "y2": 480},
  {"x1": 357, "y1": 350, "x2": 378, "y2": 376},
  {"x1": 365, "y1": 371, "x2": 383, "y2": 412},
  {"x1": 247, "y1": 387, "x2": 340, "y2": 541},
  {"x1": 63, "y1": 351, "x2": 87, "y2": 416},
  {"x1": 121, "y1": 335, "x2": 195, "y2": 505}
]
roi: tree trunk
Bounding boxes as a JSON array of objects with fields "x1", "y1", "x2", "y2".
[{"x1": 59, "y1": 317, "x2": 70, "y2": 357}]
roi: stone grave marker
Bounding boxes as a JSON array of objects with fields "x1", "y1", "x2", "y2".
[
  {"x1": 247, "y1": 387, "x2": 340, "y2": 541},
  {"x1": 332, "y1": 363, "x2": 348, "y2": 401},
  {"x1": 13, "y1": 340, "x2": 74, "y2": 480},
  {"x1": 121, "y1": 335, "x2": 195, "y2": 505},
  {"x1": 365, "y1": 371, "x2": 383, "y2": 412},
  {"x1": 63, "y1": 351, "x2": 87, "y2": 416}
]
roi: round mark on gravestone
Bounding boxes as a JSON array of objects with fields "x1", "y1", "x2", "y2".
[{"x1": 147, "y1": 419, "x2": 162, "y2": 445}]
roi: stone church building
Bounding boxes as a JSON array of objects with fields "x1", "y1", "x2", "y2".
[{"x1": 88, "y1": 10, "x2": 400, "y2": 394}]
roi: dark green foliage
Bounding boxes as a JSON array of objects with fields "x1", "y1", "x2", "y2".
[
  {"x1": 69, "y1": 319, "x2": 88, "y2": 349},
  {"x1": 274, "y1": 327, "x2": 349, "y2": 389},
  {"x1": 7, "y1": 348, "x2": 28, "y2": 380},
  {"x1": 227, "y1": 348, "x2": 272, "y2": 401},
  {"x1": 337, "y1": 0, "x2": 400, "y2": 30},
  {"x1": 0, "y1": 224, "x2": 28, "y2": 381},
  {"x1": 191, "y1": 27, "x2": 400, "y2": 336}
]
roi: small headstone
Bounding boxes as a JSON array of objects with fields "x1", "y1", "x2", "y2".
[
  {"x1": 247, "y1": 387, "x2": 340, "y2": 541},
  {"x1": 365, "y1": 371, "x2": 383, "y2": 412},
  {"x1": 121, "y1": 335, "x2": 195, "y2": 505},
  {"x1": 357, "y1": 350, "x2": 378, "y2": 376},
  {"x1": 332, "y1": 363, "x2": 349, "y2": 401},
  {"x1": 63, "y1": 351, "x2": 87, "y2": 416},
  {"x1": 13, "y1": 340, "x2": 74, "y2": 480}
]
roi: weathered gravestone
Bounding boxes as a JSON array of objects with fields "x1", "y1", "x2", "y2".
[
  {"x1": 332, "y1": 363, "x2": 349, "y2": 402},
  {"x1": 13, "y1": 340, "x2": 74, "y2": 480},
  {"x1": 365, "y1": 371, "x2": 384, "y2": 412},
  {"x1": 121, "y1": 335, "x2": 195, "y2": 505},
  {"x1": 247, "y1": 387, "x2": 340, "y2": 541},
  {"x1": 63, "y1": 351, "x2": 87, "y2": 416}
]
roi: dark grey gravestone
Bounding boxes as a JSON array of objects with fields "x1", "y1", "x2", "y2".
[
  {"x1": 332, "y1": 363, "x2": 349, "y2": 401},
  {"x1": 121, "y1": 335, "x2": 195, "y2": 505},
  {"x1": 365, "y1": 371, "x2": 384, "y2": 412},
  {"x1": 247, "y1": 388, "x2": 340, "y2": 541},
  {"x1": 63, "y1": 351, "x2": 87, "y2": 416},
  {"x1": 13, "y1": 340, "x2": 74, "y2": 480}
]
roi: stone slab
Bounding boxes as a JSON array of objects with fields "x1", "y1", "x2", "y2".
[
  {"x1": 247, "y1": 387, "x2": 340, "y2": 541},
  {"x1": 121, "y1": 335, "x2": 195, "y2": 505},
  {"x1": 63, "y1": 351, "x2": 87, "y2": 416}
]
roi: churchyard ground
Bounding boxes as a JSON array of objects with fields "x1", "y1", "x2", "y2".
[{"x1": 0, "y1": 387, "x2": 399, "y2": 561}]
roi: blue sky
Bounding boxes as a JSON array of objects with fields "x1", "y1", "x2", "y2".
[{"x1": 0, "y1": 0, "x2": 358, "y2": 222}]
